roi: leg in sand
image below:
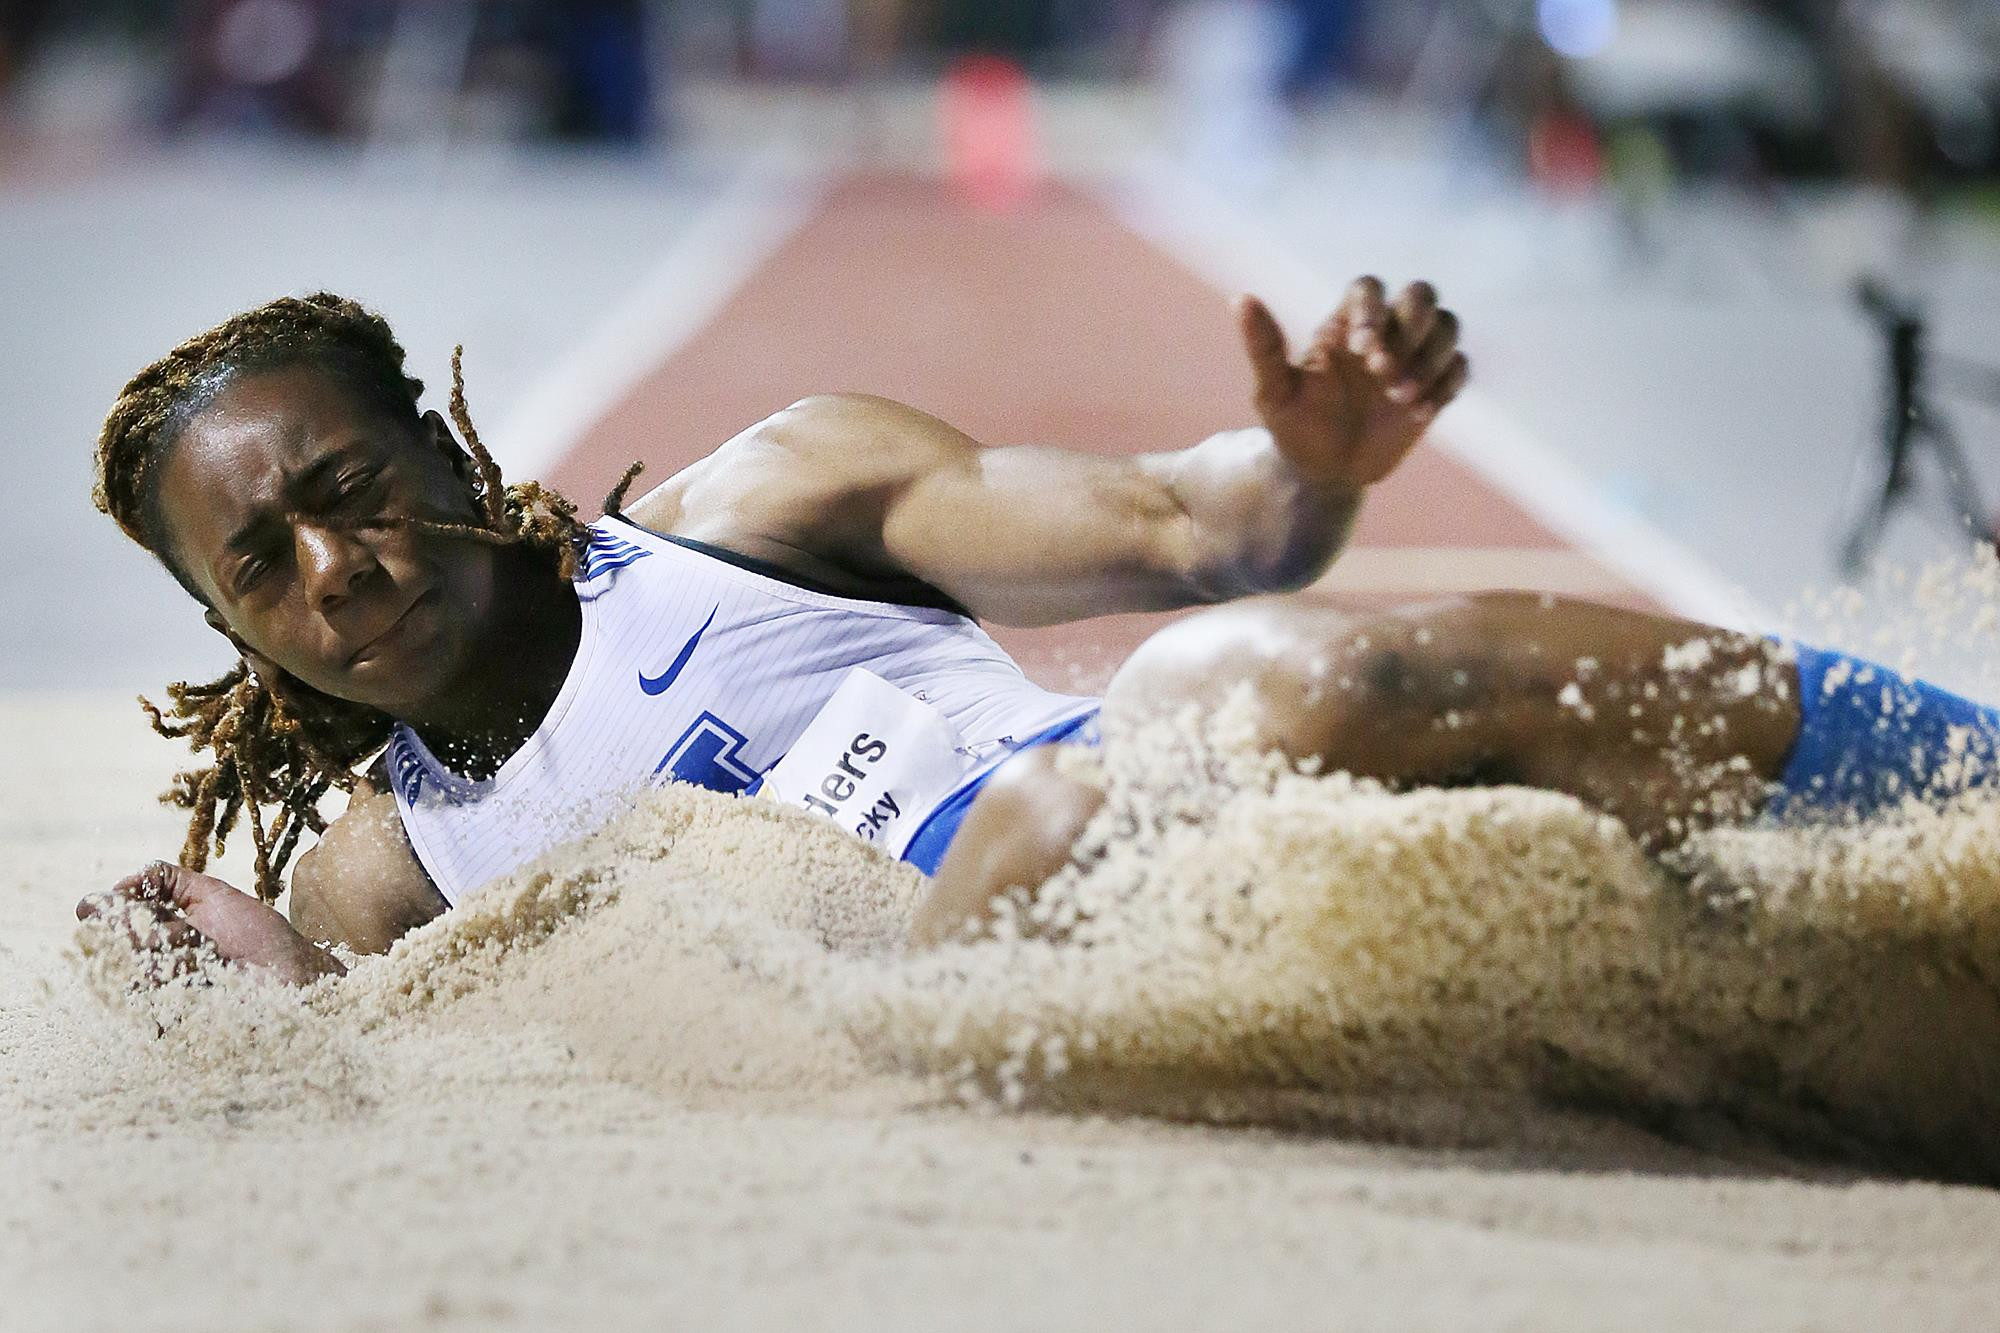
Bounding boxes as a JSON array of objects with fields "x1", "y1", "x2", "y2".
[{"x1": 909, "y1": 591, "x2": 1803, "y2": 946}]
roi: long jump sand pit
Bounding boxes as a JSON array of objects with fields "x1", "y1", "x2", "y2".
[{"x1": 12, "y1": 686, "x2": 2000, "y2": 1330}]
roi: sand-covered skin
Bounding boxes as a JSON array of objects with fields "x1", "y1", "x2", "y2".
[{"x1": 12, "y1": 688, "x2": 2000, "y2": 1331}]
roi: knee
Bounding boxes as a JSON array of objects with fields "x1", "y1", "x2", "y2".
[
  {"x1": 965, "y1": 746, "x2": 1103, "y2": 845},
  {"x1": 1106, "y1": 603, "x2": 1278, "y2": 705},
  {"x1": 1105, "y1": 601, "x2": 1364, "y2": 746},
  {"x1": 1105, "y1": 598, "x2": 1517, "y2": 770},
  {"x1": 908, "y1": 747, "x2": 1105, "y2": 950}
]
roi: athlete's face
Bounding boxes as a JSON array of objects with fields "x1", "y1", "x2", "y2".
[{"x1": 155, "y1": 366, "x2": 503, "y2": 717}]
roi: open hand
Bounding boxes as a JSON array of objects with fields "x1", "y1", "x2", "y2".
[
  {"x1": 77, "y1": 861, "x2": 346, "y2": 988},
  {"x1": 1239, "y1": 277, "x2": 1467, "y2": 492}
]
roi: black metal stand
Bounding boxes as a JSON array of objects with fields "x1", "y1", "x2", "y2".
[{"x1": 1842, "y1": 277, "x2": 1996, "y2": 574}]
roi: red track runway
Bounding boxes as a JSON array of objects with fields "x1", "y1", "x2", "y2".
[{"x1": 549, "y1": 175, "x2": 1659, "y2": 691}]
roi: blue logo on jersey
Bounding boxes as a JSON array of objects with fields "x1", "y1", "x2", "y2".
[
  {"x1": 656, "y1": 711, "x2": 759, "y2": 793},
  {"x1": 391, "y1": 741, "x2": 425, "y2": 804},
  {"x1": 579, "y1": 529, "x2": 651, "y2": 581},
  {"x1": 638, "y1": 606, "x2": 717, "y2": 696}
]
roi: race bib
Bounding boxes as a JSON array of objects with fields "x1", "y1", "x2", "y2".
[{"x1": 759, "y1": 669, "x2": 974, "y2": 856}]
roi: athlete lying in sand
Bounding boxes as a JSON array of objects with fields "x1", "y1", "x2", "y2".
[{"x1": 79, "y1": 282, "x2": 2000, "y2": 985}]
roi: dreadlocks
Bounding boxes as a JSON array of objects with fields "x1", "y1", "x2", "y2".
[{"x1": 94, "y1": 292, "x2": 625, "y2": 904}]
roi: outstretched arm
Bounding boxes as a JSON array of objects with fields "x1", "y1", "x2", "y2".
[
  {"x1": 673, "y1": 278, "x2": 1464, "y2": 627},
  {"x1": 78, "y1": 787, "x2": 447, "y2": 987}
]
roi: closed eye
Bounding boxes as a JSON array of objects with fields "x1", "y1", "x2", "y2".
[
  {"x1": 234, "y1": 552, "x2": 275, "y2": 596},
  {"x1": 331, "y1": 468, "x2": 381, "y2": 510}
]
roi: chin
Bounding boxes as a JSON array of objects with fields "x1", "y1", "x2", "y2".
[{"x1": 344, "y1": 657, "x2": 462, "y2": 721}]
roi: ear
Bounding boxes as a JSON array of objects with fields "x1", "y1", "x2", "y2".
[
  {"x1": 203, "y1": 608, "x2": 258, "y2": 662},
  {"x1": 205, "y1": 611, "x2": 288, "y2": 688},
  {"x1": 422, "y1": 409, "x2": 475, "y2": 487}
]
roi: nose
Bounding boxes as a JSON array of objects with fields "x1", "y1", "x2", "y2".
[{"x1": 294, "y1": 522, "x2": 376, "y2": 610}]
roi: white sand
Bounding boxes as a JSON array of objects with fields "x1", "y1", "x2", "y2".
[{"x1": 11, "y1": 689, "x2": 2000, "y2": 1331}]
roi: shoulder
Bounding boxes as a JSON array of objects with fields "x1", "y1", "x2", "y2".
[
  {"x1": 623, "y1": 395, "x2": 974, "y2": 534},
  {"x1": 606, "y1": 395, "x2": 988, "y2": 592},
  {"x1": 757, "y1": 394, "x2": 976, "y2": 473},
  {"x1": 760, "y1": 392, "x2": 956, "y2": 436},
  {"x1": 289, "y1": 790, "x2": 448, "y2": 954}
]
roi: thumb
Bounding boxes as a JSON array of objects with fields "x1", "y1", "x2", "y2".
[{"x1": 1237, "y1": 295, "x2": 1298, "y2": 408}]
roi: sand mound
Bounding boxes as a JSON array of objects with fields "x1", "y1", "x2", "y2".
[
  {"x1": 831, "y1": 714, "x2": 2000, "y2": 1181},
  {"x1": 52, "y1": 704, "x2": 2000, "y2": 1185},
  {"x1": 51, "y1": 785, "x2": 931, "y2": 1142}
]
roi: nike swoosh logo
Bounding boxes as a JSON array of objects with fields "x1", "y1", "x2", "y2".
[{"x1": 638, "y1": 607, "x2": 718, "y2": 696}]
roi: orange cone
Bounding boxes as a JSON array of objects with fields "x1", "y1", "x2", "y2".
[{"x1": 940, "y1": 54, "x2": 1039, "y2": 211}]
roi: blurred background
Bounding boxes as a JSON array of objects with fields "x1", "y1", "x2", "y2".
[
  {"x1": 5, "y1": 1, "x2": 1996, "y2": 185},
  {"x1": 9, "y1": 1, "x2": 1999, "y2": 182},
  {"x1": 10, "y1": 0, "x2": 2000, "y2": 692}
]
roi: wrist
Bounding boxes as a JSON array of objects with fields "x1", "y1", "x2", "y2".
[
  {"x1": 1170, "y1": 429, "x2": 1365, "y2": 599},
  {"x1": 1249, "y1": 433, "x2": 1364, "y2": 589}
]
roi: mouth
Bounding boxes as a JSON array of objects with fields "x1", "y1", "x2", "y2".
[{"x1": 347, "y1": 588, "x2": 436, "y2": 667}]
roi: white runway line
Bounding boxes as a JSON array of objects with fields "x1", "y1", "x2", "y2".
[
  {"x1": 490, "y1": 145, "x2": 831, "y2": 483},
  {"x1": 1436, "y1": 392, "x2": 1766, "y2": 626},
  {"x1": 1104, "y1": 162, "x2": 1766, "y2": 629}
]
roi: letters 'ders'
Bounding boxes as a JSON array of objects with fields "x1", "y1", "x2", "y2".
[{"x1": 757, "y1": 668, "x2": 973, "y2": 856}]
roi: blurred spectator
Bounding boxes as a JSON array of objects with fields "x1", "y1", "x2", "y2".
[
  {"x1": 738, "y1": 0, "x2": 850, "y2": 80},
  {"x1": 155, "y1": 0, "x2": 660, "y2": 143},
  {"x1": 934, "y1": 0, "x2": 1057, "y2": 59},
  {"x1": 1757, "y1": 0, "x2": 1922, "y2": 192},
  {"x1": 1281, "y1": 0, "x2": 1365, "y2": 102},
  {"x1": 0, "y1": 0, "x2": 53, "y2": 110},
  {"x1": 906, "y1": 0, "x2": 1156, "y2": 72},
  {"x1": 1157, "y1": 0, "x2": 1295, "y2": 186},
  {"x1": 166, "y1": 0, "x2": 351, "y2": 135},
  {"x1": 542, "y1": 0, "x2": 653, "y2": 141}
]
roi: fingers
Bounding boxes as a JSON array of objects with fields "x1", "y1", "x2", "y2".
[
  {"x1": 1260, "y1": 276, "x2": 1467, "y2": 419},
  {"x1": 158, "y1": 864, "x2": 237, "y2": 913},
  {"x1": 79, "y1": 863, "x2": 217, "y2": 984},
  {"x1": 75, "y1": 898, "x2": 208, "y2": 983},
  {"x1": 1337, "y1": 277, "x2": 1449, "y2": 387},
  {"x1": 108, "y1": 860, "x2": 179, "y2": 906},
  {"x1": 1390, "y1": 281, "x2": 1440, "y2": 361},
  {"x1": 1417, "y1": 354, "x2": 1470, "y2": 421},
  {"x1": 1341, "y1": 276, "x2": 1390, "y2": 373},
  {"x1": 108, "y1": 860, "x2": 238, "y2": 913},
  {"x1": 1237, "y1": 294, "x2": 1299, "y2": 407},
  {"x1": 128, "y1": 898, "x2": 206, "y2": 954},
  {"x1": 81, "y1": 861, "x2": 174, "y2": 921},
  {"x1": 1392, "y1": 310, "x2": 1461, "y2": 405}
]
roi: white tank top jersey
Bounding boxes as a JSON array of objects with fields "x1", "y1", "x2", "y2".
[{"x1": 385, "y1": 517, "x2": 1097, "y2": 905}]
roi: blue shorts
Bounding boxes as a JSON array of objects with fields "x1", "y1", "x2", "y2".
[
  {"x1": 900, "y1": 708, "x2": 1102, "y2": 876},
  {"x1": 1768, "y1": 641, "x2": 2000, "y2": 820}
]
